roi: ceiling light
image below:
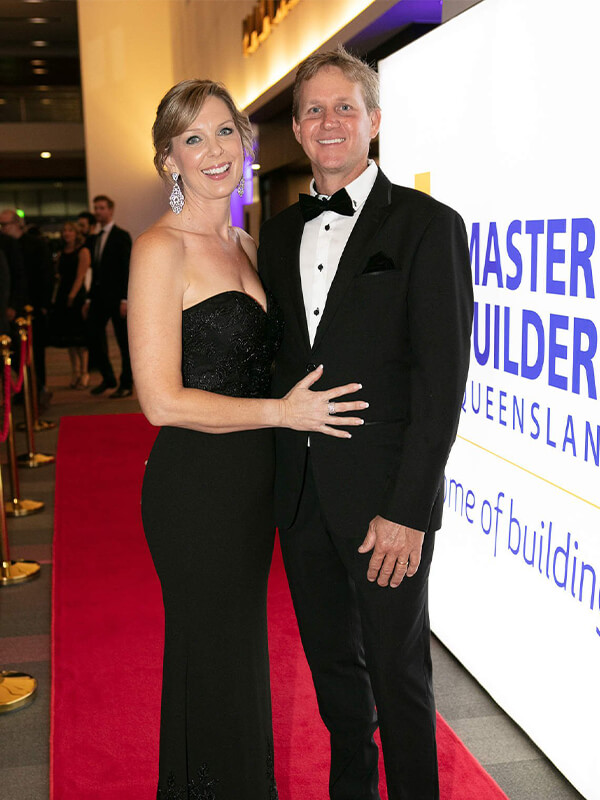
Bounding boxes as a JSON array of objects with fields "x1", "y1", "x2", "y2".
[
  {"x1": 23, "y1": 1, "x2": 48, "y2": 4},
  {"x1": 36, "y1": 85, "x2": 49, "y2": 91},
  {"x1": 0, "y1": 99, "x2": 6, "y2": 105},
  {"x1": 33, "y1": 68, "x2": 48, "y2": 75},
  {"x1": 28, "y1": 17, "x2": 50, "y2": 23},
  {"x1": 31, "y1": 40, "x2": 49, "y2": 46},
  {"x1": 40, "y1": 151, "x2": 51, "y2": 159},
  {"x1": 40, "y1": 98, "x2": 52, "y2": 105},
  {"x1": 30, "y1": 59, "x2": 46, "y2": 66}
]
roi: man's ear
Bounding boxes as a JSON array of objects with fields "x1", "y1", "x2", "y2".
[
  {"x1": 292, "y1": 118, "x2": 302, "y2": 145},
  {"x1": 370, "y1": 108, "x2": 382, "y2": 139}
]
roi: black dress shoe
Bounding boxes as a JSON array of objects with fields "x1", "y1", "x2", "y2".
[
  {"x1": 90, "y1": 380, "x2": 117, "y2": 395},
  {"x1": 109, "y1": 387, "x2": 133, "y2": 399}
]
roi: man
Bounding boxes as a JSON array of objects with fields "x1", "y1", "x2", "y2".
[
  {"x1": 0, "y1": 209, "x2": 54, "y2": 406},
  {"x1": 258, "y1": 48, "x2": 473, "y2": 800},
  {"x1": 86, "y1": 195, "x2": 132, "y2": 397}
]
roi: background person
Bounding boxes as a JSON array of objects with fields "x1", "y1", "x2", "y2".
[
  {"x1": 85, "y1": 195, "x2": 133, "y2": 398},
  {"x1": 258, "y1": 47, "x2": 474, "y2": 800},
  {"x1": 50, "y1": 221, "x2": 90, "y2": 388},
  {"x1": 0, "y1": 208, "x2": 54, "y2": 409}
]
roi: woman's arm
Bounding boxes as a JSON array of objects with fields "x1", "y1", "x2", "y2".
[
  {"x1": 67, "y1": 247, "x2": 91, "y2": 306},
  {"x1": 128, "y1": 229, "x2": 366, "y2": 436}
]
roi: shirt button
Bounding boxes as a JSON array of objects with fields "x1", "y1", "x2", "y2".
[
  {"x1": 317, "y1": 264, "x2": 323, "y2": 271},
  {"x1": 324, "y1": 224, "x2": 330, "y2": 231},
  {"x1": 314, "y1": 308, "x2": 320, "y2": 316}
]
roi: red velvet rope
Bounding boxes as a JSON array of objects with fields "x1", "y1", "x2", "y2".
[
  {"x1": 0, "y1": 362, "x2": 12, "y2": 443},
  {"x1": 10, "y1": 338, "x2": 28, "y2": 394}
]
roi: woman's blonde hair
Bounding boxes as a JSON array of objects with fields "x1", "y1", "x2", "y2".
[
  {"x1": 62, "y1": 221, "x2": 84, "y2": 247},
  {"x1": 152, "y1": 79, "x2": 254, "y2": 182}
]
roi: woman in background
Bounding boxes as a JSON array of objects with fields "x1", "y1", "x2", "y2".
[{"x1": 52, "y1": 221, "x2": 90, "y2": 387}]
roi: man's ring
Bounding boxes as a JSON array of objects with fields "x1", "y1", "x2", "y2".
[{"x1": 327, "y1": 402, "x2": 336, "y2": 416}]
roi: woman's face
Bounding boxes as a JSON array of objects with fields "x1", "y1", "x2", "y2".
[
  {"x1": 62, "y1": 225, "x2": 76, "y2": 245},
  {"x1": 166, "y1": 96, "x2": 244, "y2": 203}
]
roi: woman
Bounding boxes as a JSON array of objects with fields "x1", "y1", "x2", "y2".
[
  {"x1": 51, "y1": 221, "x2": 90, "y2": 387},
  {"x1": 128, "y1": 79, "x2": 367, "y2": 800}
]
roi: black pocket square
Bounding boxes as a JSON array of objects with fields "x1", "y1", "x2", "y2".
[{"x1": 362, "y1": 251, "x2": 397, "y2": 274}]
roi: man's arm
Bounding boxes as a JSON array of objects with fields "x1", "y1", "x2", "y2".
[{"x1": 360, "y1": 206, "x2": 473, "y2": 586}]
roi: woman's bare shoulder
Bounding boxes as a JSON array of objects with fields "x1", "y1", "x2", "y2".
[
  {"x1": 233, "y1": 226, "x2": 257, "y2": 268},
  {"x1": 133, "y1": 218, "x2": 184, "y2": 267}
]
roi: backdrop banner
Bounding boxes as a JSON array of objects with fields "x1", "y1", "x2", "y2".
[{"x1": 379, "y1": 1, "x2": 599, "y2": 798}]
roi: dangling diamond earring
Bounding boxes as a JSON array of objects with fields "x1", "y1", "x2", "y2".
[
  {"x1": 237, "y1": 175, "x2": 245, "y2": 197},
  {"x1": 169, "y1": 172, "x2": 185, "y2": 214}
]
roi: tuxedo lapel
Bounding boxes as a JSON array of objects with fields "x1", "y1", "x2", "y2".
[
  {"x1": 311, "y1": 169, "x2": 392, "y2": 352},
  {"x1": 282, "y1": 209, "x2": 311, "y2": 353}
]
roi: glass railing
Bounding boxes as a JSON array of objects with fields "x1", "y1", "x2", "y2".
[{"x1": 0, "y1": 87, "x2": 83, "y2": 123}]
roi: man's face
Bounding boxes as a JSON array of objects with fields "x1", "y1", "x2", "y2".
[
  {"x1": 94, "y1": 201, "x2": 113, "y2": 226},
  {"x1": 0, "y1": 210, "x2": 22, "y2": 239},
  {"x1": 77, "y1": 216, "x2": 90, "y2": 236},
  {"x1": 292, "y1": 66, "x2": 381, "y2": 190}
]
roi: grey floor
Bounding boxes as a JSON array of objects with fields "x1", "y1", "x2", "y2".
[{"x1": 0, "y1": 341, "x2": 586, "y2": 799}]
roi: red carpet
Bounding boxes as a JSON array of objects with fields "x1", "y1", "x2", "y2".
[{"x1": 52, "y1": 414, "x2": 508, "y2": 800}]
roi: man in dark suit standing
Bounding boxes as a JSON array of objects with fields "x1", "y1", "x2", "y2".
[
  {"x1": 0, "y1": 209, "x2": 54, "y2": 406},
  {"x1": 86, "y1": 195, "x2": 132, "y2": 397},
  {"x1": 258, "y1": 48, "x2": 473, "y2": 800}
]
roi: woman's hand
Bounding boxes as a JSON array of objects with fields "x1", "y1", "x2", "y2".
[
  {"x1": 67, "y1": 294, "x2": 75, "y2": 307},
  {"x1": 280, "y1": 365, "x2": 367, "y2": 438}
]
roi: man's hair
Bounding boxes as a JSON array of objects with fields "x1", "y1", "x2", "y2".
[
  {"x1": 0, "y1": 209, "x2": 24, "y2": 228},
  {"x1": 152, "y1": 78, "x2": 254, "y2": 182},
  {"x1": 292, "y1": 45, "x2": 380, "y2": 120},
  {"x1": 77, "y1": 211, "x2": 96, "y2": 226},
  {"x1": 93, "y1": 195, "x2": 114, "y2": 209}
]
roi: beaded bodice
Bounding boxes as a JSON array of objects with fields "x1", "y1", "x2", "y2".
[{"x1": 181, "y1": 289, "x2": 283, "y2": 398}]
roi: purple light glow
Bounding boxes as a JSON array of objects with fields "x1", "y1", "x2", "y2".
[{"x1": 230, "y1": 157, "x2": 254, "y2": 229}]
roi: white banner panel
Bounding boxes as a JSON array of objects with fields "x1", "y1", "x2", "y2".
[{"x1": 379, "y1": 1, "x2": 600, "y2": 797}]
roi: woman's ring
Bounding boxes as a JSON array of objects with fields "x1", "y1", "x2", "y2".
[
  {"x1": 398, "y1": 560, "x2": 408, "y2": 566},
  {"x1": 327, "y1": 402, "x2": 336, "y2": 416}
]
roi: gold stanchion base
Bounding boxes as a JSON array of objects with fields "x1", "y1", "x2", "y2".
[
  {"x1": 17, "y1": 452, "x2": 55, "y2": 468},
  {"x1": 0, "y1": 671, "x2": 38, "y2": 713},
  {"x1": 0, "y1": 559, "x2": 41, "y2": 585},
  {"x1": 5, "y1": 498, "x2": 45, "y2": 517},
  {"x1": 17, "y1": 419, "x2": 57, "y2": 433}
]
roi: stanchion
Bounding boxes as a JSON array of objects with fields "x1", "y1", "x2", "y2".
[
  {"x1": 15, "y1": 319, "x2": 55, "y2": 468},
  {"x1": 0, "y1": 671, "x2": 37, "y2": 714},
  {"x1": 0, "y1": 336, "x2": 44, "y2": 516},
  {"x1": 16, "y1": 305, "x2": 56, "y2": 433},
  {"x1": 0, "y1": 410, "x2": 41, "y2": 585}
]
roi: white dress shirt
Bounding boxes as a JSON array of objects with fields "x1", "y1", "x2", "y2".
[{"x1": 300, "y1": 160, "x2": 378, "y2": 346}]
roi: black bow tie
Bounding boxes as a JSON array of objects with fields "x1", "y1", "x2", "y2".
[{"x1": 299, "y1": 188, "x2": 355, "y2": 222}]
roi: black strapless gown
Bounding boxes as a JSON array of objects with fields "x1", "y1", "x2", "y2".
[{"x1": 142, "y1": 290, "x2": 283, "y2": 800}]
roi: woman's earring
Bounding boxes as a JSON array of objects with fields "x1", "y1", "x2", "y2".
[
  {"x1": 169, "y1": 172, "x2": 185, "y2": 214},
  {"x1": 237, "y1": 175, "x2": 245, "y2": 197}
]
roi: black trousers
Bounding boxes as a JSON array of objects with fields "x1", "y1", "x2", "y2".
[
  {"x1": 280, "y1": 453, "x2": 439, "y2": 800},
  {"x1": 87, "y1": 300, "x2": 131, "y2": 389}
]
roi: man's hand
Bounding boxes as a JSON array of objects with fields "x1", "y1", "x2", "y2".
[
  {"x1": 120, "y1": 300, "x2": 127, "y2": 318},
  {"x1": 358, "y1": 516, "x2": 425, "y2": 588}
]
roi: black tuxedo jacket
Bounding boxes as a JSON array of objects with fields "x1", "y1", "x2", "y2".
[
  {"x1": 258, "y1": 168, "x2": 473, "y2": 536},
  {"x1": 90, "y1": 224, "x2": 132, "y2": 305}
]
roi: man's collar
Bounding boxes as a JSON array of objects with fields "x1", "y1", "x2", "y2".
[
  {"x1": 309, "y1": 159, "x2": 378, "y2": 211},
  {"x1": 101, "y1": 220, "x2": 115, "y2": 234}
]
